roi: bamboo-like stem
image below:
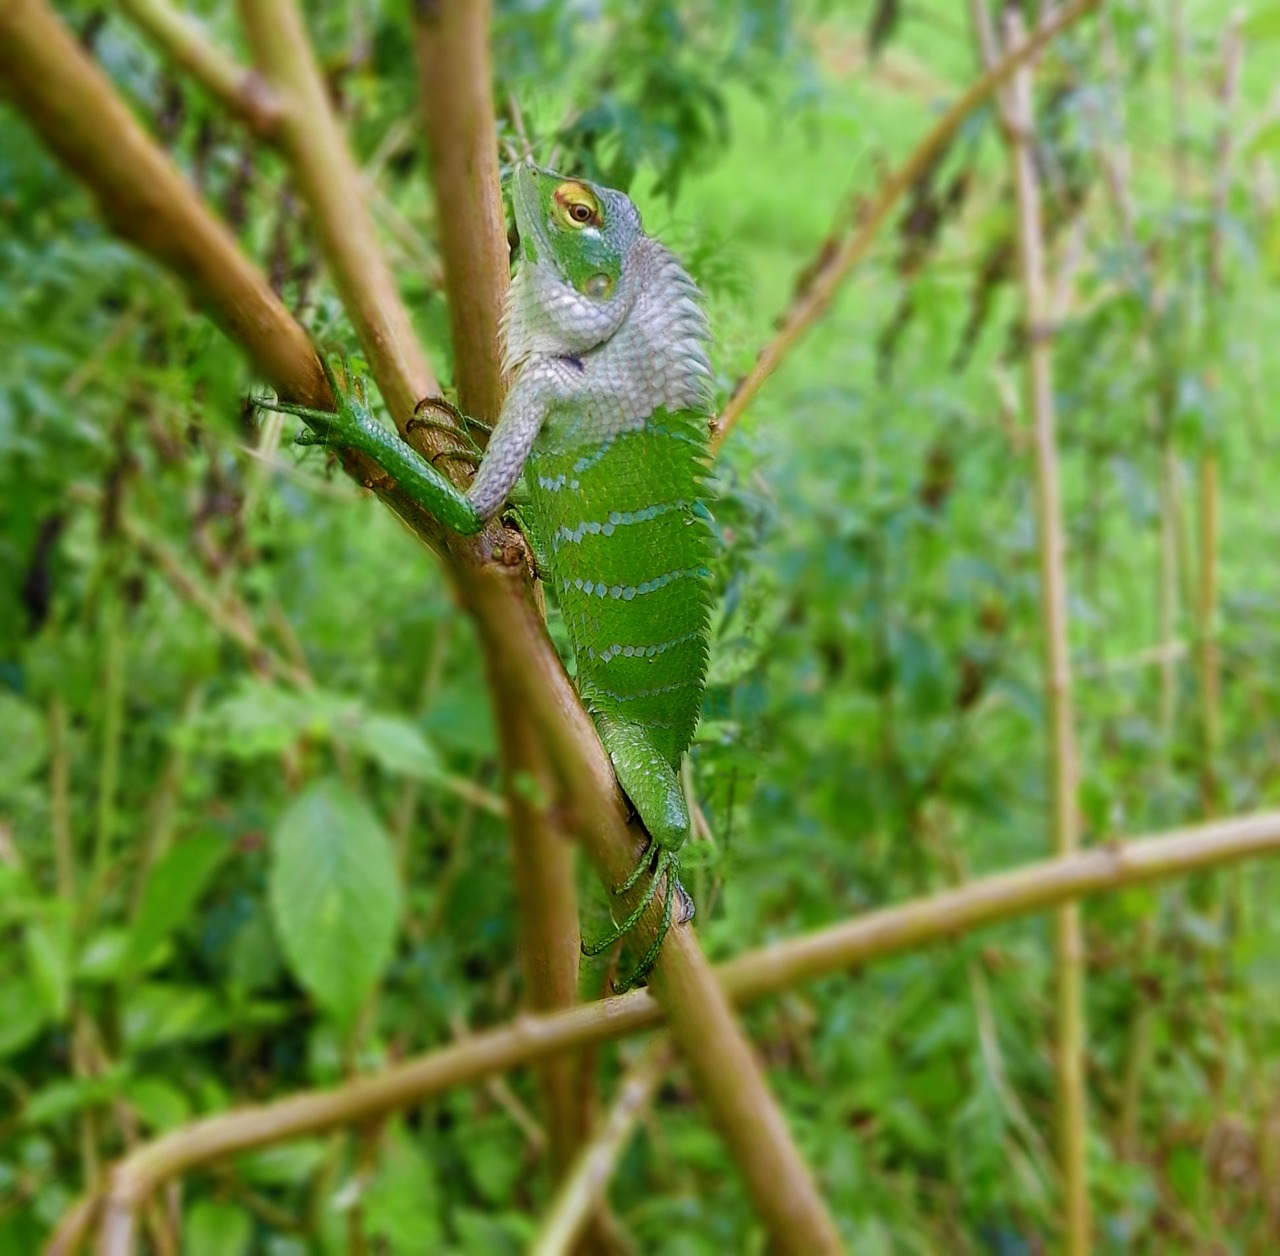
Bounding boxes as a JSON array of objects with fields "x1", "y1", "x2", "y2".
[
  {"x1": 49, "y1": 695, "x2": 76, "y2": 901},
  {"x1": 530, "y1": 1039, "x2": 673, "y2": 1256},
  {"x1": 0, "y1": 0, "x2": 329, "y2": 408},
  {"x1": 236, "y1": 0, "x2": 438, "y2": 430},
  {"x1": 115, "y1": 0, "x2": 280, "y2": 136},
  {"x1": 993, "y1": 9, "x2": 1088, "y2": 1251},
  {"x1": 709, "y1": 0, "x2": 1100, "y2": 452},
  {"x1": 3, "y1": 5, "x2": 840, "y2": 1250},
  {"x1": 1197, "y1": 17, "x2": 1244, "y2": 816},
  {"x1": 91, "y1": 585, "x2": 126, "y2": 892},
  {"x1": 412, "y1": 0, "x2": 588, "y2": 1190},
  {"x1": 47, "y1": 808, "x2": 1280, "y2": 1256},
  {"x1": 413, "y1": 0, "x2": 509, "y2": 423}
]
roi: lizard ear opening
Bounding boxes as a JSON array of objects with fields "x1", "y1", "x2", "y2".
[{"x1": 584, "y1": 273, "x2": 614, "y2": 298}]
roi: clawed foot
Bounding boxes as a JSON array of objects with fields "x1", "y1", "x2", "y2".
[
  {"x1": 253, "y1": 355, "x2": 372, "y2": 454},
  {"x1": 582, "y1": 841, "x2": 691, "y2": 992},
  {"x1": 410, "y1": 395, "x2": 491, "y2": 467}
]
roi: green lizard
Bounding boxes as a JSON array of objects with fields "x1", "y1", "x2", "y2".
[{"x1": 261, "y1": 159, "x2": 715, "y2": 988}]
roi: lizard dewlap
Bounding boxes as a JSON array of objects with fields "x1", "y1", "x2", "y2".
[{"x1": 259, "y1": 159, "x2": 715, "y2": 987}]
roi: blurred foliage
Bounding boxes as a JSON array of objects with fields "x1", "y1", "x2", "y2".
[{"x1": 2, "y1": 0, "x2": 1280, "y2": 1252}]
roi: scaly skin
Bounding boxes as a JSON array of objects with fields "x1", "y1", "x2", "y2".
[{"x1": 260, "y1": 160, "x2": 715, "y2": 988}]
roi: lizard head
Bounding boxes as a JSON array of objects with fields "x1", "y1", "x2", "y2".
[{"x1": 508, "y1": 159, "x2": 642, "y2": 354}]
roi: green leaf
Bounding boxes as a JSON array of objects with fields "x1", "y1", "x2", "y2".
[
  {"x1": 126, "y1": 1077, "x2": 191, "y2": 1132},
  {"x1": 0, "y1": 692, "x2": 46, "y2": 794},
  {"x1": 269, "y1": 779, "x2": 401, "y2": 1026},
  {"x1": 347, "y1": 713, "x2": 445, "y2": 782},
  {"x1": 236, "y1": 1140, "x2": 327, "y2": 1187},
  {"x1": 24, "y1": 1073, "x2": 125, "y2": 1126},
  {"x1": 1243, "y1": 4, "x2": 1280, "y2": 40},
  {"x1": 126, "y1": 833, "x2": 231, "y2": 974},
  {"x1": 122, "y1": 983, "x2": 231, "y2": 1051},
  {"x1": 186, "y1": 1199, "x2": 252, "y2": 1256},
  {"x1": 1246, "y1": 119, "x2": 1280, "y2": 158},
  {"x1": 362, "y1": 1124, "x2": 443, "y2": 1251},
  {"x1": 0, "y1": 977, "x2": 46, "y2": 1057},
  {"x1": 25, "y1": 908, "x2": 72, "y2": 1020}
]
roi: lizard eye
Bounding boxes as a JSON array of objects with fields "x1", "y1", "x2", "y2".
[{"x1": 554, "y1": 181, "x2": 602, "y2": 229}]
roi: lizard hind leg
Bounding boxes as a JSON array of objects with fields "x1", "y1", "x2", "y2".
[{"x1": 581, "y1": 716, "x2": 693, "y2": 988}]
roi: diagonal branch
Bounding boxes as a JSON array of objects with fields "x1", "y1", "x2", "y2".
[
  {"x1": 47, "y1": 808, "x2": 1280, "y2": 1255},
  {"x1": 116, "y1": 0, "x2": 280, "y2": 136},
  {"x1": 709, "y1": 0, "x2": 1100, "y2": 453}
]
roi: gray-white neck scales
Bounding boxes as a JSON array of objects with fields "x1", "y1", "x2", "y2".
[{"x1": 467, "y1": 237, "x2": 712, "y2": 518}]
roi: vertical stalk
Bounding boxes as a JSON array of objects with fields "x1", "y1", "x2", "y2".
[
  {"x1": 50, "y1": 694, "x2": 76, "y2": 902},
  {"x1": 411, "y1": 0, "x2": 590, "y2": 1195},
  {"x1": 998, "y1": 10, "x2": 1089, "y2": 1251},
  {"x1": 92, "y1": 584, "x2": 126, "y2": 892},
  {"x1": 1197, "y1": 18, "x2": 1244, "y2": 817}
]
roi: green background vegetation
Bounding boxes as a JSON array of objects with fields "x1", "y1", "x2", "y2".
[{"x1": 2, "y1": 0, "x2": 1279, "y2": 1251}]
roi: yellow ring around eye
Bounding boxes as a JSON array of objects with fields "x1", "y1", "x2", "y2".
[{"x1": 554, "y1": 182, "x2": 601, "y2": 229}]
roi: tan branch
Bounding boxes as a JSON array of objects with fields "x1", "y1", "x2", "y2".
[
  {"x1": 0, "y1": 0, "x2": 323, "y2": 405},
  {"x1": 236, "y1": 0, "x2": 437, "y2": 429},
  {"x1": 992, "y1": 9, "x2": 1087, "y2": 1249},
  {"x1": 530, "y1": 1038, "x2": 673, "y2": 1256},
  {"x1": 46, "y1": 808, "x2": 1280, "y2": 1256},
  {"x1": 709, "y1": 0, "x2": 1100, "y2": 452},
  {"x1": 414, "y1": 0, "x2": 509, "y2": 422},
  {"x1": 116, "y1": 0, "x2": 280, "y2": 136},
  {"x1": 412, "y1": 0, "x2": 590, "y2": 1189}
]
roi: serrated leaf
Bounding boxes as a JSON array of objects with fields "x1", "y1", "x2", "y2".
[
  {"x1": 269, "y1": 779, "x2": 401, "y2": 1026},
  {"x1": 126, "y1": 833, "x2": 231, "y2": 975}
]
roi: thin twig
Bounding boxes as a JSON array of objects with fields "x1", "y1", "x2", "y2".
[
  {"x1": 116, "y1": 0, "x2": 280, "y2": 135},
  {"x1": 709, "y1": 0, "x2": 1101, "y2": 452},
  {"x1": 46, "y1": 808, "x2": 1280, "y2": 1256},
  {"x1": 987, "y1": 7, "x2": 1088, "y2": 1249},
  {"x1": 530, "y1": 1039, "x2": 673, "y2": 1256}
]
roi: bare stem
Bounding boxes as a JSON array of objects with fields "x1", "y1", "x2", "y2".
[
  {"x1": 236, "y1": 0, "x2": 438, "y2": 428},
  {"x1": 46, "y1": 808, "x2": 1280, "y2": 1256},
  {"x1": 709, "y1": 0, "x2": 1101, "y2": 452},
  {"x1": 1197, "y1": 16, "x2": 1244, "y2": 815},
  {"x1": 412, "y1": 0, "x2": 590, "y2": 1189},
  {"x1": 116, "y1": 0, "x2": 280, "y2": 135},
  {"x1": 530, "y1": 1039, "x2": 673, "y2": 1256},
  {"x1": 989, "y1": 8, "x2": 1088, "y2": 1249}
]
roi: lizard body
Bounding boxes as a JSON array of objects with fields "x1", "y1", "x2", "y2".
[{"x1": 262, "y1": 160, "x2": 715, "y2": 985}]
